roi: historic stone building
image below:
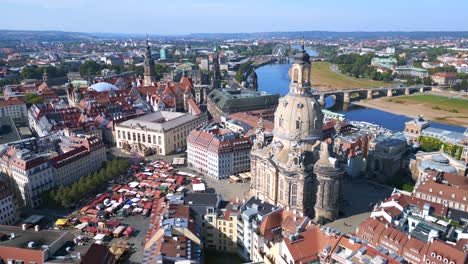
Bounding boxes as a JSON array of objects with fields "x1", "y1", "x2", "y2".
[{"x1": 250, "y1": 43, "x2": 343, "y2": 222}]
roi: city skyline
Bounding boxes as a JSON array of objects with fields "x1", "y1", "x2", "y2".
[{"x1": 1, "y1": 0, "x2": 468, "y2": 35}]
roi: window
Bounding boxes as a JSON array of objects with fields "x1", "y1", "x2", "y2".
[
  {"x1": 296, "y1": 118, "x2": 301, "y2": 130},
  {"x1": 290, "y1": 183, "x2": 297, "y2": 206},
  {"x1": 279, "y1": 179, "x2": 284, "y2": 201},
  {"x1": 148, "y1": 135, "x2": 151, "y2": 143},
  {"x1": 117, "y1": 130, "x2": 121, "y2": 139}
]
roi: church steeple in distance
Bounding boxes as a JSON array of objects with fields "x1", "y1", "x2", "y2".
[
  {"x1": 211, "y1": 45, "x2": 221, "y2": 89},
  {"x1": 143, "y1": 35, "x2": 156, "y2": 86}
]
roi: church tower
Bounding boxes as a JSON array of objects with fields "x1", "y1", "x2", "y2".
[
  {"x1": 143, "y1": 37, "x2": 156, "y2": 86},
  {"x1": 250, "y1": 38, "x2": 327, "y2": 217},
  {"x1": 42, "y1": 69, "x2": 48, "y2": 83},
  {"x1": 250, "y1": 69, "x2": 258, "y2": 91},
  {"x1": 314, "y1": 142, "x2": 344, "y2": 224},
  {"x1": 288, "y1": 37, "x2": 311, "y2": 95},
  {"x1": 211, "y1": 46, "x2": 221, "y2": 88}
]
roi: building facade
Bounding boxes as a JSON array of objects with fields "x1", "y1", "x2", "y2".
[
  {"x1": 0, "y1": 181, "x2": 17, "y2": 225},
  {"x1": 0, "y1": 97, "x2": 27, "y2": 122},
  {"x1": 431, "y1": 72, "x2": 458, "y2": 85},
  {"x1": 204, "y1": 202, "x2": 240, "y2": 253},
  {"x1": 366, "y1": 132, "x2": 408, "y2": 183},
  {"x1": 114, "y1": 111, "x2": 207, "y2": 156},
  {"x1": 187, "y1": 128, "x2": 251, "y2": 179},
  {"x1": 0, "y1": 134, "x2": 106, "y2": 207},
  {"x1": 250, "y1": 43, "x2": 343, "y2": 220},
  {"x1": 7, "y1": 150, "x2": 54, "y2": 207},
  {"x1": 394, "y1": 66, "x2": 429, "y2": 78},
  {"x1": 51, "y1": 135, "x2": 106, "y2": 186}
]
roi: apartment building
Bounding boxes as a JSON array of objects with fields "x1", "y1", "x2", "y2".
[
  {"x1": 187, "y1": 128, "x2": 251, "y2": 179},
  {"x1": 0, "y1": 97, "x2": 27, "y2": 122},
  {"x1": 0, "y1": 134, "x2": 106, "y2": 207},
  {"x1": 204, "y1": 202, "x2": 240, "y2": 253},
  {"x1": 0, "y1": 181, "x2": 17, "y2": 225}
]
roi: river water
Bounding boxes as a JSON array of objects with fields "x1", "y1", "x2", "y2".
[{"x1": 256, "y1": 48, "x2": 466, "y2": 132}]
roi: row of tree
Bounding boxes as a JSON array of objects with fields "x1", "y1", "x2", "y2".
[
  {"x1": 419, "y1": 136, "x2": 464, "y2": 160},
  {"x1": 235, "y1": 61, "x2": 253, "y2": 83},
  {"x1": 42, "y1": 159, "x2": 130, "y2": 209},
  {"x1": 20, "y1": 65, "x2": 68, "y2": 80},
  {"x1": 331, "y1": 53, "x2": 395, "y2": 82}
]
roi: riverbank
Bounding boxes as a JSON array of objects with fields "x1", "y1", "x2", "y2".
[
  {"x1": 311, "y1": 62, "x2": 395, "y2": 91},
  {"x1": 354, "y1": 96, "x2": 468, "y2": 127}
]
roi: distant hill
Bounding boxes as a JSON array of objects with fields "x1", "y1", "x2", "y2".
[
  {"x1": 2, "y1": 29, "x2": 468, "y2": 42},
  {"x1": 187, "y1": 31, "x2": 468, "y2": 40},
  {"x1": 0, "y1": 30, "x2": 96, "y2": 42}
]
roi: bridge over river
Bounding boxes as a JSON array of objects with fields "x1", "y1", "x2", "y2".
[{"x1": 312, "y1": 85, "x2": 447, "y2": 105}]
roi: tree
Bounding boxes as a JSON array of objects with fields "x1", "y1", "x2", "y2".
[
  {"x1": 20, "y1": 66, "x2": 42, "y2": 79},
  {"x1": 79, "y1": 61, "x2": 102, "y2": 76},
  {"x1": 423, "y1": 77, "x2": 432, "y2": 85},
  {"x1": 24, "y1": 93, "x2": 44, "y2": 105},
  {"x1": 155, "y1": 64, "x2": 169, "y2": 80}
]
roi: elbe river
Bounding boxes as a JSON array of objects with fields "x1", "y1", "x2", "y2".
[{"x1": 255, "y1": 48, "x2": 466, "y2": 132}]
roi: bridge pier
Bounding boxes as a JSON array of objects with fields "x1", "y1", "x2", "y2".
[
  {"x1": 343, "y1": 92, "x2": 350, "y2": 103},
  {"x1": 367, "y1": 90, "x2": 373, "y2": 99},
  {"x1": 387, "y1": 89, "x2": 393, "y2": 97}
]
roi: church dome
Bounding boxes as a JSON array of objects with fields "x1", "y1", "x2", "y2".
[
  {"x1": 88, "y1": 82, "x2": 119, "y2": 92},
  {"x1": 273, "y1": 93, "x2": 323, "y2": 141},
  {"x1": 272, "y1": 43, "x2": 323, "y2": 142}
]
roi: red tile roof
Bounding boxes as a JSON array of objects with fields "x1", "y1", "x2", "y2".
[{"x1": 0, "y1": 97, "x2": 25, "y2": 107}]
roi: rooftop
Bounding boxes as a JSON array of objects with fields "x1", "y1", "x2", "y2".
[
  {"x1": 0, "y1": 225, "x2": 72, "y2": 251},
  {"x1": 116, "y1": 111, "x2": 203, "y2": 132},
  {"x1": 0, "y1": 116, "x2": 21, "y2": 145}
]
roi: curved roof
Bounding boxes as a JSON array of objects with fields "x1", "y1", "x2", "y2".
[
  {"x1": 88, "y1": 82, "x2": 119, "y2": 92},
  {"x1": 420, "y1": 155, "x2": 457, "y2": 173}
]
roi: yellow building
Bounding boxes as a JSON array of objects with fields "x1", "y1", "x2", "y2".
[
  {"x1": 204, "y1": 203, "x2": 240, "y2": 253},
  {"x1": 114, "y1": 111, "x2": 207, "y2": 156}
]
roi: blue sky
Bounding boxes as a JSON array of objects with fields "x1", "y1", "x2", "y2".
[{"x1": 0, "y1": 0, "x2": 467, "y2": 34}]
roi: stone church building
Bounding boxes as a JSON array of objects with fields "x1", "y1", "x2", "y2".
[{"x1": 250, "y1": 42, "x2": 344, "y2": 223}]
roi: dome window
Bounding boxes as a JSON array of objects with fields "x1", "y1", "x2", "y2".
[{"x1": 296, "y1": 118, "x2": 303, "y2": 130}]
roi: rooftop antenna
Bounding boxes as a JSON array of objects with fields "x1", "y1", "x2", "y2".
[{"x1": 146, "y1": 34, "x2": 149, "y2": 47}]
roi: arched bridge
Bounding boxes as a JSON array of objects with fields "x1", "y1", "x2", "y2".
[{"x1": 312, "y1": 85, "x2": 443, "y2": 105}]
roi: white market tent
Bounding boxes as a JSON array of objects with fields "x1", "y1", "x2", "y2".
[
  {"x1": 192, "y1": 183, "x2": 206, "y2": 192},
  {"x1": 75, "y1": 222, "x2": 88, "y2": 230},
  {"x1": 93, "y1": 233, "x2": 106, "y2": 241},
  {"x1": 128, "y1": 182, "x2": 139, "y2": 188}
]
